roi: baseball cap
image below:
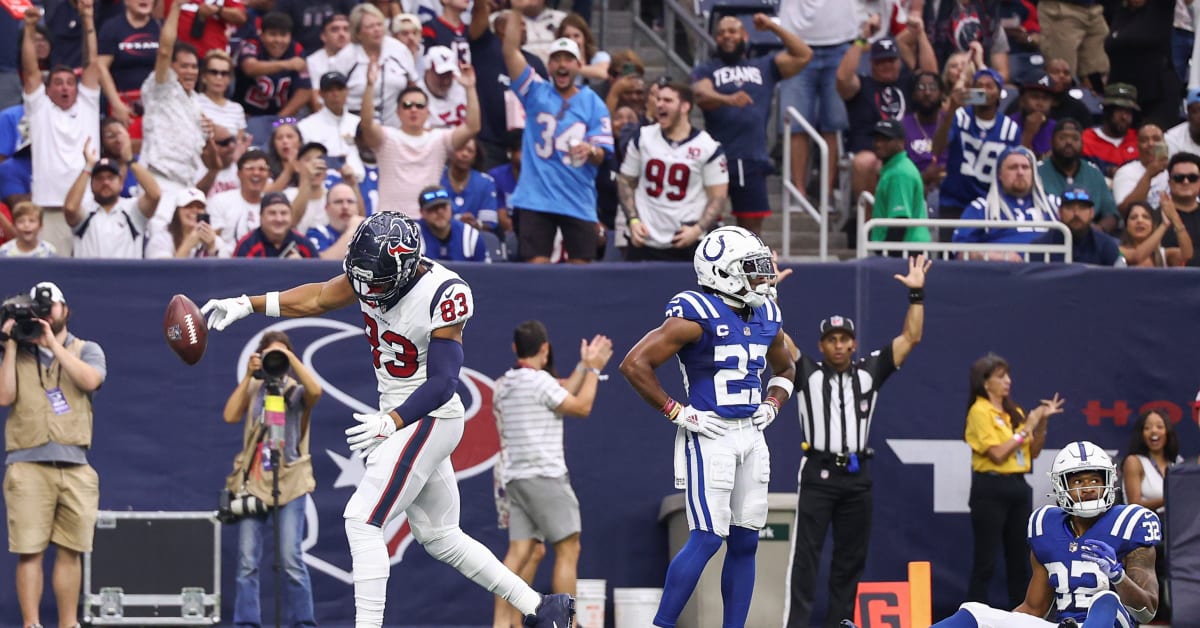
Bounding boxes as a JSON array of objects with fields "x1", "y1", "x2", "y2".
[
  {"x1": 819, "y1": 315, "x2": 856, "y2": 340},
  {"x1": 418, "y1": 186, "x2": 451, "y2": 211},
  {"x1": 1187, "y1": 88, "x2": 1200, "y2": 107},
  {"x1": 871, "y1": 119, "x2": 905, "y2": 140},
  {"x1": 425, "y1": 46, "x2": 459, "y2": 75},
  {"x1": 1021, "y1": 72, "x2": 1054, "y2": 93},
  {"x1": 92, "y1": 158, "x2": 121, "y2": 177},
  {"x1": 547, "y1": 37, "x2": 583, "y2": 63},
  {"x1": 1102, "y1": 83, "x2": 1140, "y2": 111},
  {"x1": 973, "y1": 68, "x2": 1004, "y2": 89},
  {"x1": 1061, "y1": 187, "x2": 1095, "y2": 207},
  {"x1": 870, "y1": 38, "x2": 900, "y2": 61},
  {"x1": 31, "y1": 282, "x2": 65, "y2": 304},
  {"x1": 299, "y1": 141, "x2": 328, "y2": 158},
  {"x1": 175, "y1": 187, "x2": 207, "y2": 208},
  {"x1": 260, "y1": 191, "x2": 291, "y2": 211},
  {"x1": 319, "y1": 71, "x2": 348, "y2": 91}
]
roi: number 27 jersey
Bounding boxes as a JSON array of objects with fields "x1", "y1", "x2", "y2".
[
  {"x1": 1027, "y1": 503, "x2": 1161, "y2": 624},
  {"x1": 358, "y1": 261, "x2": 473, "y2": 418},
  {"x1": 666, "y1": 290, "x2": 782, "y2": 420}
]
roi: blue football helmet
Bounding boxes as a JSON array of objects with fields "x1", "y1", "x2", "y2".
[{"x1": 344, "y1": 213, "x2": 424, "y2": 310}]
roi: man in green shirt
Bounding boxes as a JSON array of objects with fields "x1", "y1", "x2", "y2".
[
  {"x1": 868, "y1": 119, "x2": 932, "y2": 245},
  {"x1": 1036, "y1": 119, "x2": 1120, "y2": 233}
]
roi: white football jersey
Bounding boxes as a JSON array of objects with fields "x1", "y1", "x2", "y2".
[
  {"x1": 424, "y1": 83, "x2": 467, "y2": 130},
  {"x1": 620, "y1": 124, "x2": 728, "y2": 249},
  {"x1": 358, "y1": 260, "x2": 474, "y2": 418}
]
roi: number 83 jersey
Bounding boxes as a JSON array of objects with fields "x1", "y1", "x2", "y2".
[
  {"x1": 358, "y1": 261, "x2": 473, "y2": 419},
  {"x1": 667, "y1": 290, "x2": 782, "y2": 420},
  {"x1": 1028, "y1": 503, "x2": 1161, "y2": 624}
]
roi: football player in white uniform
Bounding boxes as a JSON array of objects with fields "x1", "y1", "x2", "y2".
[
  {"x1": 202, "y1": 213, "x2": 574, "y2": 628},
  {"x1": 618, "y1": 81, "x2": 728, "y2": 262}
]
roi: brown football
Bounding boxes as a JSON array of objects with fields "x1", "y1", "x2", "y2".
[{"x1": 164, "y1": 294, "x2": 207, "y2": 365}]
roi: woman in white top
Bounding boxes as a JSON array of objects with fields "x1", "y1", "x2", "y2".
[
  {"x1": 1123, "y1": 409, "x2": 1183, "y2": 622},
  {"x1": 196, "y1": 50, "x2": 248, "y2": 139},
  {"x1": 1119, "y1": 199, "x2": 1194, "y2": 267},
  {"x1": 331, "y1": 3, "x2": 417, "y2": 129},
  {"x1": 145, "y1": 189, "x2": 227, "y2": 258},
  {"x1": 556, "y1": 13, "x2": 609, "y2": 85}
]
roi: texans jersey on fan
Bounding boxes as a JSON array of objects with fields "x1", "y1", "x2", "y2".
[
  {"x1": 1027, "y1": 504, "x2": 1161, "y2": 625},
  {"x1": 236, "y1": 38, "x2": 312, "y2": 117},
  {"x1": 666, "y1": 290, "x2": 782, "y2": 420}
]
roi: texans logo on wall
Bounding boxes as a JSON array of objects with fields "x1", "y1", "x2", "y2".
[{"x1": 235, "y1": 319, "x2": 500, "y2": 585}]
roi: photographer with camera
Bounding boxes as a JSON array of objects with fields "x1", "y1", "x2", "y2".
[
  {"x1": 220, "y1": 331, "x2": 321, "y2": 627},
  {"x1": 0, "y1": 282, "x2": 106, "y2": 628}
]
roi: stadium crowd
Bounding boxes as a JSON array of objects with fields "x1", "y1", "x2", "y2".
[{"x1": 1, "y1": 0, "x2": 1199, "y2": 265}]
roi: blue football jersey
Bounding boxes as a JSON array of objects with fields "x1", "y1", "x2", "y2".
[
  {"x1": 1027, "y1": 504, "x2": 1161, "y2": 625},
  {"x1": 665, "y1": 290, "x2": 783, "y2": 419},
  {"x1": 939, "y1": 108, "x2": 1022, "y2": 209}
]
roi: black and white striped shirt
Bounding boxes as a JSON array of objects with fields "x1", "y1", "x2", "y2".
[{"x1": 795, "y1": 344, "x2": 897, "y2": 454}]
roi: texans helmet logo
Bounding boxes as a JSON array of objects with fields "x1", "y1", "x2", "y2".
[{"x1": 387, "y1": 240, "x2": 417, "y2": 256}]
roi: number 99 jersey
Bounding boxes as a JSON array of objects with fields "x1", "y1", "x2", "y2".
[
  {"x1": 666, "y1": 290, "x2": 782, "y2": 420},
  {"x1": 1027, "y1": 503, "x2": 1161, "y2": 625},
  {"x1": 359, "y1": 261, "x2": 474, "y2": 418}
]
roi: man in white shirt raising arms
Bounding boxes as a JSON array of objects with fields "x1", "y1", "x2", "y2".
[{"x1": 63, "y1": 140, "x2": 161, "y2": 258}]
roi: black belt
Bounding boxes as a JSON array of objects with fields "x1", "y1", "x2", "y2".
[
  {"x1": 32, "y1": 460, "x2": 84, "y2": 468},
  {"x1": 806, "y1": 448, "x2": 874, "y2": 468},
  {"x1": 973, "y1": 470, "x2": 1025, "y2": 478}
]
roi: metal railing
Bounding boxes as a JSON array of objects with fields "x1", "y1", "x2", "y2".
[
  {"x1": 781, "y1": 106, "x2": 829, "y2": 260},
  {"x1": 626, "y1": 0, "x2": 716, "y2": 77},
  {"x1": 857, "y1": 216, "x2": 1074, "y2": 263}
]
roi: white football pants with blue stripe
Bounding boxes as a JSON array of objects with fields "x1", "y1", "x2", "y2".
[{"x1": 682, "y1": 416, "x2": 770, "y2": 536}]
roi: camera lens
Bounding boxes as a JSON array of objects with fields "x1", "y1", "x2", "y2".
[{"x1": 261, "y1": 350, "x2": 290, "y2": 379}]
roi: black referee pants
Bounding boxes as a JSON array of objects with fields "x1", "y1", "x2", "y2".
[
  {"x1": 966, "y1": 472, "x2": 1032, "y2": 609},
  {"x1": 785, "y1": 455, "x2": 873, "y2": 628}
]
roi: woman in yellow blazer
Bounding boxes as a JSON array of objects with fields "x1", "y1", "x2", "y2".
[{"x1": 963, "y1": 353, "x2": 1063, "y2": 608}]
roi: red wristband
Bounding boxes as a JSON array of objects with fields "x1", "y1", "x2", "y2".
[{"x1": 765, "y1": 396, "x2": 781, "y2": 410}]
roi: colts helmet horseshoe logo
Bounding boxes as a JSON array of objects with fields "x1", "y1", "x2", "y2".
[{"x1": 702, "y1": 235, "x2": 726, "y2": 261}]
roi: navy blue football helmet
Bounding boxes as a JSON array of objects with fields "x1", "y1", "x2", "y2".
[{"x1": 344, "y1": 213, "x2": 424, "y2": 309}]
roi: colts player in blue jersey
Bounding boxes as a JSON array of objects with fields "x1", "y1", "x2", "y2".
[
  {"x1": 621, "y1": 226, "x2": 796, "y2": 628},
  {"x1": 931, "y1": 441, "x2": 1159, "y2": 628}
]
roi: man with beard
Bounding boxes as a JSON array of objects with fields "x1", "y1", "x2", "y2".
[
  {"x1": 953, "y1": 146, "x2": 1060, "y2": 260},
  {"x1": 837, "y1": 31, "x2": 936, "y2": 248},
  {"x1": 1081, "y1": 84, "x2": 1140, "y2": 178},
  {"x1": 422, "y1": 46, "x2": 468, "y2": 129},
  {"x1": 1036, "y1": 119, "x2": 1118, "y2": 233},
  {"x1": 901, "y1": 71, "x2": 948, "y2": 194},
  {"x1": 1, "y1": 282, "x2": 107, "y2": 628},
  {"x1": 1031, "y1": 187, "x2": 1123, "y2": 265},
  {"x1": 1159, "y1": 152, "x2": 1200, "y2": 267},
  {"x1": 618, "y1": 82, "x2": 728, "y2": 262},
  {"x1": 1009, "y1": 73, "x2": 1055, "y2": 156},
  {"x1": 1165, "y1": 88, "x2": 1200, "y2": 157},
  {"x1": 1044, "y1": 58, "x2": 1095, "y2": 125},
  {"x1": 866, "y1": 119, "x2": 931, "y2": 245},
  {"x1": 691, "y1": 14, "x2": 811, "y2": 235},
  {"x1": 503, "y1": 0, "x2": 611, "y2": 263},
  {"x1": 62, "y1": 142, "x2": 161, "y2": 259},
  {"x1": 1113, "y1": 124, "x2": 1170, "y2": 214}
]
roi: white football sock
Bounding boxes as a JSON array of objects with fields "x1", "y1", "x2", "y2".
[
  {"x1": 346, "y1": 519, "x2": 389, "y2": 628},
  {"x1": 422, "y1": 526, "x2": 541, "y2": 615}
]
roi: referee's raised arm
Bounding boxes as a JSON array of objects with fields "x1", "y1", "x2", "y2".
[{"x1": 890, "y1": 254, "x2": 932, "y2": 367}]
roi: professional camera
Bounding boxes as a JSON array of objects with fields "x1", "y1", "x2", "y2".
[
  {"x1": 217, "y1": 490, "x2": 269, "y2": 524},
  {"x1": 252, "y1": 349, "x2": 290, "y2": 382},
  {"x1": 1, "y1": 286, "x2": 54, "y2": 343}
]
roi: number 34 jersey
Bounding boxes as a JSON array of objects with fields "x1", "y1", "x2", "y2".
[
  {"x1": 666, "y1": 290, "x2": 782, "y2": 420},
  {"x1": 1027, "y1": 503, "x2": 1161, "y2": 624},
  {"x1": 358, "y1": 261, "x2": 473, "y2": 419},
  {"x1": 620, "y1": 125, "x2": 728, "y2": 249}
]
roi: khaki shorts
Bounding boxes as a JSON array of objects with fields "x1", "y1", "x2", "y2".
[
  {"x1": 1038, "y1": 1, "x2": 1110, "y2": 77},
  {"x1": 4, "y1": 462, "x2": 99, "y2": 554}
]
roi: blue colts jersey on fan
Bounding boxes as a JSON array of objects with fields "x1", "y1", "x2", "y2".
[
  {"x1": 665, "y1": 290, "x2": 782, "y2": 420},
  {"x1": 1027, "y1": 503, "x2": 1161, "y2": 625},
  {"x1": 939, "y1": 108, "x2": 1022, "y2": 209}
]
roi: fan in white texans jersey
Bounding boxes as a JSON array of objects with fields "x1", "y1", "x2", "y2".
[
  {"x1": 923, "y1": 441, "x2": 1160, "y2": 628},
  {"x1": 617, "y1": 80, "x2": 728, "y2": 262},
  {"x1": 200, "y1": 213, "x2": 575, "y2": 628}
]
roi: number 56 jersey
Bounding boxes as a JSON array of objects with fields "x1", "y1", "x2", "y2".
[
  {"x1": 1027, "y1": 503, "x2": 1161, "y2": 624},
  {"x1": 666, "y1": 290, "x2": 782, "y2": 420},
  {"x1": 358, "y1": 261, "x2": 473, "y2": 419}
]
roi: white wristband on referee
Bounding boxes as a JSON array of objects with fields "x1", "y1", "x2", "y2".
[
  {"x1": 265, "y1": 291, "x2": 281, "y2": 317},
  {"x1": 768, "y1": 376, "x2": 794, "y2": 397}
]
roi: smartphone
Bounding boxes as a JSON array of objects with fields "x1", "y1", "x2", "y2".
[
  {"x1": 325, "y1": 155, "x2": 346, "y2": 171},
  {"x1": 964, "y1": 88, "x2": 988, "y2": 106},
  {"x1": 1152, "y1": 143, "x2": 1168, "y2": 160},
  {"x1": 621, "y1": 63, "x2": 640, "y2": 77},
  {"x1": 197, "y1": 212, "x2": 210, "y2": 224}
]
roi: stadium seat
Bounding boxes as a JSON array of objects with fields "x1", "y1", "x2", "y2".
[
  {"x1": 504, "y1": 231, "x2": 520, "y2": 262},
  {"x1": 481, "y1": 230, "x2": 505, "y2": 262}
]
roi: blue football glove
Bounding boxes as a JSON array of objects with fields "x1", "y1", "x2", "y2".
[{"x1": 1079, "y1": 539, "x2": 1125, "y2": 584}]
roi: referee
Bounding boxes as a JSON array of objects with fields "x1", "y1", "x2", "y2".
[{"x1": 783, "y1": 255, "x2": 931, "y2": 628}]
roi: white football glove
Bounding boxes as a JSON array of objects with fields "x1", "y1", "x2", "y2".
[
  {"x1": 751, "y1": 402, "x2": 777, "y2": 431},
  {"x1": 673, "y1": 405, "x2": 728, "y2": 440},
  {"x1": 201, "y1": 295, "x2": 253, "y2": 331},
  {"x1": 345, "y1": 411, "x2": 397, "y2": 459}
]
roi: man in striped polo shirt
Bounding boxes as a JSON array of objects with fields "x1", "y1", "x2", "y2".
[{"x1": 492, "y1": 320, "x2": 613, "y2": 628}]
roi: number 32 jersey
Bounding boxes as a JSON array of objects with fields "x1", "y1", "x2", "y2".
[
  {"x1": 620, "y1": 124, "x2": 728, "y2": 249},
  {"x1": 666, "y1": 290, "x2": 782, "y2": 420},
  {"x1": 358, "y1": 261, "x2": 473, "y2": 419},
  {"x1": 1027, "y1": 503, "x2": 1161, "y2": 624}
]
